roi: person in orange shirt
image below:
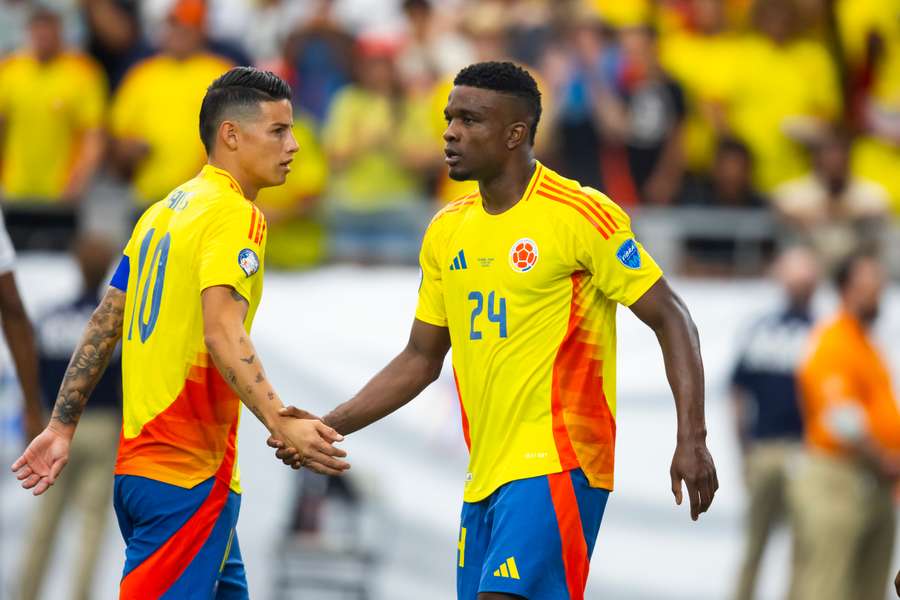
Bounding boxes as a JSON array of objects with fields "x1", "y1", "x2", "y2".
[{"x1": 792, "y1": 252, "x2": 900, "y2": 600}]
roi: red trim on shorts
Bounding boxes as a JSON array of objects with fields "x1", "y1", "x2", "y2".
[{"x1": 548, "y1": 471, "x2": 590, "y2": 600}]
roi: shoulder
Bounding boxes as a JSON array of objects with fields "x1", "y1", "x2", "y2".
[
  {"x1": 0, "y1": 52, "x2": 30, "y2": 74},
  {"x1": 428, "y1": 191, "x2": 479, "y2": 226},
  {"x1": 117, "y1": 55, "x2": 169, "y2": 91},
  {"x1": 60, "y1": 51, "x2": 103, "y2": 77},
  {"x1": 532, "y1": 170, "x2": 629, "y2": 237}
]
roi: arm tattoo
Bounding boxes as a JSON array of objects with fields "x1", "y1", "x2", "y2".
[
  {"x1": 267, "y1": 391, "x2": 275, "y2": 401},
  {"x1": 226, "y1": 367, "x2": 238, "y2": 385},
  {"x1": 50, "y1": 291, "x2": 125, "y2": 428},
  {"x1": 230, "y1": 289, "x2": 247, "y2": 303},
  {"x1": 255, "y1": 372, "x2": 264, "y2": 383},
  {"x1": 240, "y1": 354, "x2": 255, "y2": 364}
]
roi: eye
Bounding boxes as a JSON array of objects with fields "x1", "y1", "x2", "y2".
[{"x1": 462, "y1": 116, "x2": 474, "y2": 125}]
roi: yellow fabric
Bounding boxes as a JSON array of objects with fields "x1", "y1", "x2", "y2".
[
  {"x1": 0, "y1": 51, "x2": 106, "y2": 201},
  {"x1": 117, "y1": 165, "x2": 267, "y2": 493},
  {"x1": 322, "y1": 86, "x2": 432, "y2": 210},
  {"x1": 417, "y1": 162, "x2": 662, "y2": 502},
  {"x1": 852, "y1": 137, "x2": 900, "y2": 216},
  {"x1": 725, "y1": 35, "x2": 840, "y2": 191},
  {"x1": 661, "y1": 31, "x2": 742, "y2": 171},
  {"x1": 110, "y1": 53, "x2": 232, "y2": 205}
]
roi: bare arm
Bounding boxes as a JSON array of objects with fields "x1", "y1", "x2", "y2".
[
  {"x1": 630, "y1": 277, "x2": 718, "y2": 521},
  {"x1": 0, "y1": 272, "x2": 43, "y2": 440},
  {"x1": 63, "y1": 129, "x2": 106, "y2": 203},
  {"x1": 324, "y1": 319, "x2": 450, "y2": 435},
  {"x1": 201, "y1": 285, "x2": 348, "y2": 475},
  {"x1": 270, "y1": 319, "x2": 450, "y2": 465},
  {"x1": 10, "y1": 286, "x2": 125, "y2": 494}
]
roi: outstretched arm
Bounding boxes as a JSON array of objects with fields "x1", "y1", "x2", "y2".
[
  {"x1": 270, "y1": 318, "x2": 450, "y2": 466},
  {"x1": 10, "y1": 286, "x2": 125, "y2": 495},
  {"x1": 202, "y1": 285, "x2": 349, "y2": 475},
  {"x1": 629, "y1": 277, "x2": 718, "y2": 521},
  {"x1": 0, "y1": 271, "x2": 43, "y2": 440}
]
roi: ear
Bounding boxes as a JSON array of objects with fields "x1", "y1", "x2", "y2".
[
  {"x1": 219, "y1": 120, "x2": 239, "y2": 152},
  {"x1": 506, "y1": 122, "x2": 529, "y2": 150}
]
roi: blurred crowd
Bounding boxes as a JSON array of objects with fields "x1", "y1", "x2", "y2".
[{"x1": 0, "y1": 0, "x2": 899, "y2": 272}]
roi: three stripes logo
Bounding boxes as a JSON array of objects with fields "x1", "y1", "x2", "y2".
[
  {"x1": 492, "y1": 557, "x2": 520, "y2": 580},
  {"x1": 248, "y1": 205, "x2": 266, "y2": 245},
  {"x1": 449, "y1": 249, "x2": 468, "y2": 271}
]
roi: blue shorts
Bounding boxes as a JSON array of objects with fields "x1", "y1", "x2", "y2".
[
  {"x1": 457, "y1": 468, "x2": 609, "y2": 600},
  {"x1": 113, "y1": 475, "x2": 248, "y2": 599}
]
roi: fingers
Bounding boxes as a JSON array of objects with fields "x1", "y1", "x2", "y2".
[
  {"x1": 47, "y1": 458, "x2": 67, "y2": 485},
  {"x1": 11, "y1": 454, "x2": 26, "y2": 472},
  {"x1": 32, "y1": 477, "x2": 53, "y2": 496},
  {"x1": 303, "y1": 461, "x2": 349, "y2": 477},
  {"x1": 266, "y1": 436, "x2": 283, "y2": 449},
  {"x1": 313, "y1": 440, "x2": 347, "y2": 458},
  {"x1": 16, "y1": 465, "x2": 33, "y2": 481},
  {"x1": 670, "y1": 470, "x2": 683, "y2": 506},
  {"x1": 307, "y1": 450, "x2": 350, "y2": 472},
  {"x1": 21, "y1": 472, "x2": 42, "y2": 490},
  {"x1": 278, "y1": 406, "x2": 319, "y2": 420},
  {"x1": 686, "y1": 479, "x2": 701, "y2": 521},
  {"x1": 275, "y1": 447, "x2": 299, "y2": 463},
  {"x1": 314, "y1": 421, "x2": 344, "y2": 443}
]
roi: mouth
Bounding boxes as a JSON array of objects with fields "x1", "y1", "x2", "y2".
[
  {"x1": 444, "y1": 148, "x2": 461, "y2": 166},
  {"x1": 279, "y1": 158, "x2": 293, "y2": 171}
]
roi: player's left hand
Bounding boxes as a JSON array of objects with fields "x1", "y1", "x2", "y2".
[
  {"x1": 670, "y1": 439, "x2": 718, "y2": 521},
  {"x1": 267, "y1": 406, "x2": 347, "y2": 473},
  {"x1": 10, "y1": 426, "x2": 71, "y2": 496}
]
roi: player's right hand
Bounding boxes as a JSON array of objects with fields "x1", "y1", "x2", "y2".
[
  {"x1": 10, "y1": 426, "x2": 71, "y2": 496},
  {"x1": 269, "y1": 415, "x2": 350, "y2": 476}
]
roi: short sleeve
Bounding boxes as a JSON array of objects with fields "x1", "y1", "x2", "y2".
[
  {"x1": 569, "y1": 190, "x2": 663, "y2": 306},
  {"x1": 414, "y1": 223, "x2": 447, "y2": 327},
  {"x1": 109, "y1": 66, "x2": 143, "y2": 139},
  {"x1": 199, "y1": 202, "x2": 265, "y2": 303},
  {"x1": 0, "y1": 209, "x2": 16, "y2": 275}
]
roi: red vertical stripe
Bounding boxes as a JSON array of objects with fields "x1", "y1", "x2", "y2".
[
  {"x1": 548, "y1": 471, "x2": 590, "y2": 600},
  {"x1": 523, "y1": 163, "x2": 544, "y2": 201},
  {"x1": 247, "y1": 206, "x2": 257, "y2": 240},
  {"x1": 255, "y1": 218, "x2": 266, "y2": 245},
  {"x1": 540, "y1": 178, "x2": 618, "y2": 236},
  {"x1": 453, "y1": 368, "x2": 471, "y2": 451},
  {"x1": 119, "y1": 422, "x2": 237, "y2": 597}
]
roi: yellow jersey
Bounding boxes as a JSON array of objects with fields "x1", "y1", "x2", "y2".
[
  {"x1": 110, "y1": 53, "x2": 233, "y2": 205},
  {"x1": 113, "y1": 165, "x2": 267, "y2": 494},
  {"x1": 0, "y1": 51, "x2": 106, "y2": 200},
  {"x1": 416, "y1": 162, "x2": 662, "y2": 502}
]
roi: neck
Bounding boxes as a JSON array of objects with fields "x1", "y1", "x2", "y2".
[
  {"x1": 478, "y1": 156, "x2": 536, "y2": 215},
  {"x1": 208, "y1": 158, "x2": 258, "y2": 200}
]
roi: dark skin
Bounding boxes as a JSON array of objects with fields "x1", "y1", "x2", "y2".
[
  {"x1": 271, "y1": 84, "x2": 718, "y2": 598},
  {"x1": 0, "y1": 272, "x2": 43, "y2": 441}
]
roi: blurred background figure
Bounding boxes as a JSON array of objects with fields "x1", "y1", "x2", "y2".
[
  {"x1": 792, "y1": 252, "x2": 900, "y2": 600},
  {"x1": 681, "y1": 137, "x2": 765, "y2": 209},
  {"x1": 109, "y1": 0, "x2": 232, "y2": 214},
  {"x1": 723, "y1": 0, "x2": 839, "y2": 193},
  {"x1": 321, "y1": 35, "x2": 435, "y2": 264},
  {"x1": 730, "y1": 246, "x2": 820, "y2": 600},
  {"x1": 0, "y1": 6, "x2": 107, "y2": 250},
  {"x1": 16, "y1": 234, "x2": 122, "y2": 600},
  {"x1": 774, "y1": 129, "x2": 890, "y2": 271},
  {"x1": 0, "y1": 207, "x2": 42, "y2": 443},
  {"x1": 81, "y1": 0, "x2": 153, "y2": 92}
]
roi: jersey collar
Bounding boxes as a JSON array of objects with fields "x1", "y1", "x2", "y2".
[{"x1": 200, "y1": 164, "x2": 245, "y2": 197}]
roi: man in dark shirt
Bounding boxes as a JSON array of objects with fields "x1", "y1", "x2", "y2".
[
  {"x1": 731, "y1": 246, "x2": 820, "y2": 600},
  {"x1": 18, "y1": 234, "x2": 121, "y2": 600}
]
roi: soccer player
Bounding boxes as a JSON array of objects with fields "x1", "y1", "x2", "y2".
[
  {"x1": 10, "y1": 67, "x2": 349, "y2": 597},
  {"x1": 273, "y1": 61, "x2": 718, "y2": 599}
]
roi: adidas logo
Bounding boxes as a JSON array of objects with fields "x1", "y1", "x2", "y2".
[
  {"x1": 449, "y1": 250, "x2": 468, "y2": 271},
  {"x1": 492, "y1": 556, "x2": 520, "y2": 580}
]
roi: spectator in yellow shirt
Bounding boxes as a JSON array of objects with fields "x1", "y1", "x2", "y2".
[
  {"x1": 0, "y1": 7, "x2": 106, "y2": 206},
  {"x1": 724, "y1": 0, "x2": 840, "y2": 192},
  {"x1": 109, "y1": 0, "x2": 232, "y2": 210}
]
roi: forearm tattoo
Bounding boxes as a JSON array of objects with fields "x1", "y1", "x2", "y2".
[{"x1": 51, "y1": 292, "x2": 125, "y2": 427}]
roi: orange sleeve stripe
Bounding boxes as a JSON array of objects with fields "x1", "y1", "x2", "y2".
[
  {"x1": 523, "y1": 163, "x2": 544, "y2": 201},
  {"x1": 431, "y1": 200, "x2": 476, "y2": 224},
  {"x1": 536, "y1": 189, "x2": 611, "y2": 240},
  {"x1": 544, "y1": 174, "x2": 620, "y2": 231},
  {"x1": 541, "y1": 177, "x2": 618, "y2": 236},
  {"x1": 247, "y1": 206, "x2": 257, "y2": 240}
]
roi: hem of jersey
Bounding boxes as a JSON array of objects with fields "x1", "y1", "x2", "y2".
[
  {"x1": 462, "y1": 467, "x2": 613, "y2": 504},
  {"x1": 114, "y1": 466, "x2": 242, "y2": 495},
  {"x1": 622, "y1": 269, "x2": 663, "y2": 307},
  {"x1": 414, "y1": 311, "x2": 448, "y2": 328}
]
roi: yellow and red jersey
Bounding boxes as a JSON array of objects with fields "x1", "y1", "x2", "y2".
[
  {"x1": 114, "y1": 165, "x2": 267, "y2": 494},
  {"x1": 416, "y1": 162, "x2": 663, "y2": 502}
]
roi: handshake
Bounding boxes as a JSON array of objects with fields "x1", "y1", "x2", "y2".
[{"x1": 265, "y1": 406, "x2": 350, "y2": 476}]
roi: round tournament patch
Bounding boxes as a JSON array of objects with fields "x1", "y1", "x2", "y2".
[
  {"x1": 238, "y1": 248, "x2": 260, "y2": 277},
  {"x1": 509, "y1": 238, "x2": 538, "y2": 272}
]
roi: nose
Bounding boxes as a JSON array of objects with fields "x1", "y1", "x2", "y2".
[
  {"x1": 443, "y1": 122, "x2": 459, "y2": 144},
  {"x1": 287, "y1": 130, "x2": 300, "y2": 154}
]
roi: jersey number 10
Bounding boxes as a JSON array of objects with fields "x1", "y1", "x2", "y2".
[
  {"x1": 468, "y1": 291, "x2": 507, "y2": 340},
  {"x1": 127, "y1": 229, "x2": 171, "y2": 343}
]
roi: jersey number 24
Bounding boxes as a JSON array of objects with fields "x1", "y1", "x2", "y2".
[{"x1": 468, "y1": 291, "x2": 507, "y2": 340}]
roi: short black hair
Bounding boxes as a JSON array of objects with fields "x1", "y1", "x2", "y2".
[
  {"x1": 199, "y1": 67, "x2": 292, "y2": 154},
  {"x1": 453, "y1": 61, "x2": 542, "y2": 144},
  {"x1": 833, "y1": 250, "x2": 878, "y2": 292}
]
